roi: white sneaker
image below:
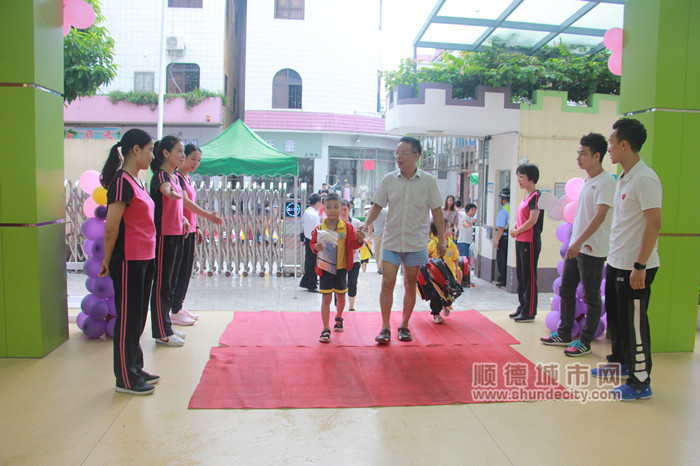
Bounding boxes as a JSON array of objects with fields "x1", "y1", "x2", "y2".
[
  {"x1": 155, "y1": 334, "x2": 185, "y2": 347},
  {"x1": 180, "y1": 309, "x2": 199, "y2": 320},
  {"x1": 170, "y1": 312, "x2": 195, "y2": 326},
  {"x1": 172, "y1": 329, "x2": 186, "y2": 339}
]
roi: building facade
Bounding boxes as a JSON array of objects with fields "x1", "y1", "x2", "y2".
[{"x1": 244, "y1": 0, "x2": 400, "y2": 209}]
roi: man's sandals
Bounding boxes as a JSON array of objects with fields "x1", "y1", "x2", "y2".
[
  {"x1": 397, "y1": 326, "x2": 413, "y2": 342},
  {"x1": 319, "y1": 329, "x2": 331, "y2": 343},
  {"x1": 333, "y1": 317, "x2": 344, "y2": 332},
  {"x1": 374, "y1": 328, "x2": 390, "y2": 344}
]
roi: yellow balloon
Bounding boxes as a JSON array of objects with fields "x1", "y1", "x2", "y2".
[{"x1": 93, "y1": 186, "x2": 108, "y2": 206}]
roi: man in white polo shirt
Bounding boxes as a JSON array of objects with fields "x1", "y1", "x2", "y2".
[
  {"x1": 362, "y1": 136, "x2": 445, "y2": 344},
  {"x1": 540, "y1": 133, "x2": 615, "y2": 356},
  {"x1": 596, "y1": 118, "x2": 662, "y2": 401}
]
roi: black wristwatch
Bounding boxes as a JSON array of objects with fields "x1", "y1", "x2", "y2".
[{"x1": 633, "y1": 262, "x2": 646, "y2": 270}]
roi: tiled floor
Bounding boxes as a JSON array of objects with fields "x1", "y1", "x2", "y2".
[{"x1": 3, "y1": 263, "x2": 699, "y2": 465}]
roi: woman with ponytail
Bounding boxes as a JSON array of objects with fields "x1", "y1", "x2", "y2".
[
  {"x1": 171, "y1": 144, "x2": 223, "y2": 323},
  {"x1": 99, "y1": 128, "x2": 159, "y2": 395},
  {"x1": 149, "y1": 136, "x2": 191, "y2": 346}
]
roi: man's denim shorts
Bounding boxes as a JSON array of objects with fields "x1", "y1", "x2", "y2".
[{"x1": 382, "y1": 249, "x2": 429, "y2": 267}]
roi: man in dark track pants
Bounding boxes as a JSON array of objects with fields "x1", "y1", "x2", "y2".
[{"x1": 594, "y1": 118, "x2": 662, "y2": 401}]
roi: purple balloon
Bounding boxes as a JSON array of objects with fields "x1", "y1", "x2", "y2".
[
  {"x1": 575, "y1": 298, "x2": 587, "y2": 317},
  {"x1": 83, "y1": 239, "x2": 95, "y2": 257},
  {"x1": 106, "y1": 317, "x2": 115, "y2": 338},
  {"x1": 560, "y1": 243, "x2": 568, "y2": 259},
  {"x1": 557, "y1": 259, "x2": 564, "y2": 276},
  {"x1": 89, "y1": 299, "x2": 109, "y2": 320},
  {"x1": 76, "y1": 311, "x2": 88, "y2": 330},
  {"x1": 94, "y1": 205, "x2": 108, "y2": 220},
  {"x1": 555, "y1": 222, "x2": 573, "y2": 244},
  {"x1": 91, "y1": 238, "x2": 105, "y2": 260},
  {"x1": 552, "y1": 277, "x2": 562, "y2": 295},
  {"x1": 601, "y1": 296, "x2": 606, "y2": 316},
  {"x1": 84, "y1": 257, "x2": 102, "y2": 278},
  {"x1": 545, "y1": 311, "x2": 560, "y2": 333},
  {"x1": 551, "y1": 295, "x2": 561, "y2": 311},
  {"x1": 600, "y1": 279, "x2": 606, "y2": 293},
  {"x1": 81, "y1": 218, "x2": 105, "y2": 241},
  {"x1": 85, "y1": 277, "x2": 96, "y2": 293},
  {"x1": 82, "y1": 317, "x2": 106, "y2": 339},
  {"x1": 81, "y1": 294, "x2": 100, "y2": 314},
  {"x1": 576, "y1": 282, "x2": 584, "y2": 300},
  {"x1": 107, "y1": 296, "x2": 116, "y2": 316},
  {"x1": 93, "y1": 276, "x2": 114, "y2": 298}
]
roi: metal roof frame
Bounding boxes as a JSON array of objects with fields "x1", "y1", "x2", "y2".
[{"x1": 413, "y1": 0, "x2": 625, "y2": 57}]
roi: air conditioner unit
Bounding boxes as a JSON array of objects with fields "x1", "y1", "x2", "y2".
[{"x1": 166, "y1": 36, "x2": 185, "y2": 51}]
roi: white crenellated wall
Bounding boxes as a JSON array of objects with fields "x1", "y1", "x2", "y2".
[{"x1": 245, "y1": 0, "x2": 382, "y2": 115}]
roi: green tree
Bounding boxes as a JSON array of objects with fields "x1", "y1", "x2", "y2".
[
  {"x1": 382, "y1": 43, "x2": 620, "y2": 104},
  {"x1": 63, "y1": 0, "x2": 117, "y2": 105}
]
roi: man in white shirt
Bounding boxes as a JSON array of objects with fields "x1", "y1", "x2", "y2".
[
  {"x1": 540, "y1": 133, "x2": 615, "y2": 357},
  {"x1": 299, "y1": 193, "x2": 323, "y2": 292},
  {"x1": 598, "y1": 118, "x2": 662, "y2": 401},
  {"x1": 362, "y1": 137, "x2": 445, "y2": 344}
]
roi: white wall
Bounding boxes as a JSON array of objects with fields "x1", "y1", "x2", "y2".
[
  {"x1": 245, "y1": 0, "x2": 382, "y2": 115},
  {"x1": 482, "y1": 132, "x2": 519, "y2": 263},
  {"x1": 99, "y1": 0, "x2": 225, "y2": 94}
]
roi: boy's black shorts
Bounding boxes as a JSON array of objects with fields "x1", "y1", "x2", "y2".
[{"x1": 319, "y1": 269, "x2": 348, "y2": 294}]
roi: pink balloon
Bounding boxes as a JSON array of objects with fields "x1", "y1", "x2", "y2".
[
  {"x1": 83, "y1": 196, "x2": 99, "y2": 218},
  {"x1": 608, "y1": 52, "x2": 622, "y2": 76},
  {"x1": 565, "y1": 178, "x2": 584, "y2": 202},
  {"x1": 563, "y1": 201, "x2": 577, "y2": 224},
  {"x1": 603, "y1": 28, "x2": 623, "y2": 52},
  {"x1": 72, "y1": 0, "x2": 96, "y2": 29},
  {"x1": 64, "y1": 0, "x2": 96, "y2": 31},
  {"x1": 79, "y1": 170, "x2": 102, "y2": 195}
]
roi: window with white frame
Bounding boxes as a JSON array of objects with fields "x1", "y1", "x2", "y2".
[
  {"x1": 134, "y1": 72, "x2": 154, "y2": 92},
  {"x1": 275, "y1": 0, "x2": 304, "y2": 19}
]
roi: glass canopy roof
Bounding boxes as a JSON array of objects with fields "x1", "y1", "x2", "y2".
[{"x1": 414, "y1": 0, "x2": 625, "y2": 57}]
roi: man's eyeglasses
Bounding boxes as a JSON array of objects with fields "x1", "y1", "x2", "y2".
[{"x1": 393, "y1": 151, "x2": 416, "y2": 157}]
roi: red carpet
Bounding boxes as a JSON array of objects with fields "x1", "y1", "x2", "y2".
[
  {"x1": 218, "y1": 310, "x2": 519, "y2": 348},
  {"x1": 190, "y1": 310, "x2": 565, "y2": 409}
]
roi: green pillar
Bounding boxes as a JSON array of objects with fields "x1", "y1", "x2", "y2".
[
  {"x1": 621, "y1": 0, "x2": 700, "y2": 352},
  {"x1": 0, "y1": 0, "x2": 68, "y2": 357}
]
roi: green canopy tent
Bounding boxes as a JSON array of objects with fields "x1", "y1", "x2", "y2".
[{"x1": 195, "y1": 119, "x2": 299, "y2": 177}]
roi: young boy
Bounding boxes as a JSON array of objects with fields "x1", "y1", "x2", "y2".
[
  {"x1": 310, "y1": 193, "x2": 364, "y2": 342},
  {"x1": 509, "y1": 163, "x2": 544, "y2": 323},
  {"x1": 427, "y1": 220, "x2": 460, "y2": 323}
]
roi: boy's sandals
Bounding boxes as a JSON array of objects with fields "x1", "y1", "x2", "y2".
[
  {"x1": 433, "y1": 314, "x2": 445, "y2": 324},
  {"x1": 333, "y1": 317, "x2": 344, "y2": 332},
  {"x1": 375, "y1": 328, "x2": 390, "y2": 344},
  {"x1": 319, "y1": 329, "x2": 331, "y2": 343},
  {"x1": 398, "y1": 326, "x2": 413, "y2": 342}
]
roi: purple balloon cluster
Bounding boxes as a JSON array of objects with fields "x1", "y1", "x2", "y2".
[
  {"x1": 77, "y1": 205, "x2": 116, "y2": 339},
  {"x1": 547, "y1": 181, "x2": 607, "y2": 339}
]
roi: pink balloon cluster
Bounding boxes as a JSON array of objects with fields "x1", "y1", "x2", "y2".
[
  {"x1": 546, "y1": 177, "x2": 607, "y2": 339},
  {"x1": 63, "y1": 0, "x2": 96, "y2": 36},
  {"x1": 76, "y1": 173, "x2": 115, "y2": 339},
  {"x1": 603, "y1": 27, "x2": 623, "y2": 76}
]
